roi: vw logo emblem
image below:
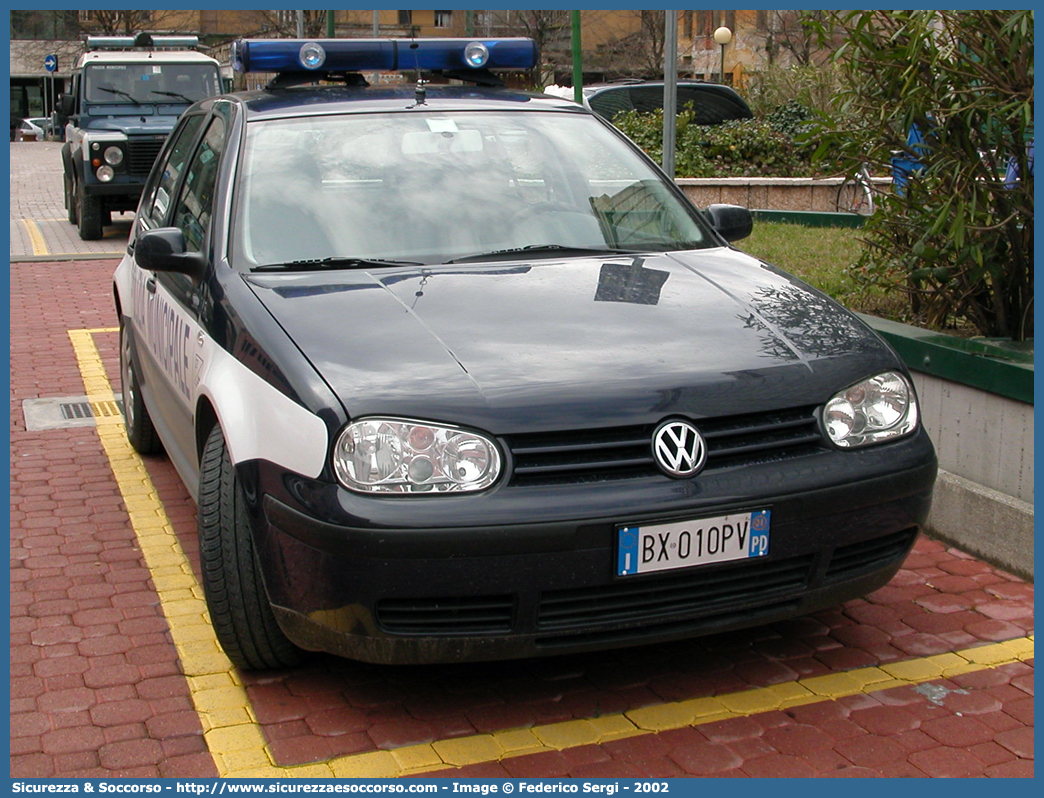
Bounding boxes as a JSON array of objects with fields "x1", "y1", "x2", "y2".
[{"x1": 652, "y1": 419, "x2": 707, "y2": 478}]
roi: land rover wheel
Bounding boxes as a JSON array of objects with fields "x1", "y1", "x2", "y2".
[
  {"x1": 65, "y1": 173, "x2": 77, "y2": 225},
  {"x1": 76, "y1": 180, "x2": 103, "y2": 240}
]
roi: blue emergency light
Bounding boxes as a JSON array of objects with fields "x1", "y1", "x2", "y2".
[{"x1": 230, "y1": 37, "x2": 537, "y2": 75}]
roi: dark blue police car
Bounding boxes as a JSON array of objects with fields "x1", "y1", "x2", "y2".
[{"x1": 114, "y1": 38, "x2": 937, "y2": 669}]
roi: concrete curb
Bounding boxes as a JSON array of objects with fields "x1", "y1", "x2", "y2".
[{"x1": 925, "y1": 469, "x2": 1035, "y2": 580}]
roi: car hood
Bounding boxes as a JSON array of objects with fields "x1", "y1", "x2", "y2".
[
  {"x1": 82, "y1": 112, "x2": 187, "y2": 135},
  {"x1": 243, "y1": 249, "x2": 900, "y2": 432}
]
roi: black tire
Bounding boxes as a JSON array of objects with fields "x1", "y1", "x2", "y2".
[
  {"x1": 76, "y1": 179, "x2": 103, "y2": 240},
  {"x1": 119, "y1": 322, "x2": 163, "y2": 455},
  {"x1": 198, "y1": 425, "x2": 303, "y2": 671},
  {"x1": 65, "y1": 173, "x2": 78, "y2": 225}
]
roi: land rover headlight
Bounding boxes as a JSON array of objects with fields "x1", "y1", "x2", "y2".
[
  {"x1": 823, "y1": 371, "x2": 919, "y2": 448},
  {"x1": 103, "y1": 145, "x2": 124, "y2": 167},
  {"x1": 333, "y1": 418, "x2": 501, "y2": 494}
]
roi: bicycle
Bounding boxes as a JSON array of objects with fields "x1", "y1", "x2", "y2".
[{"x1": 835, "y1": 164, "x2": 876, "y2": 215}]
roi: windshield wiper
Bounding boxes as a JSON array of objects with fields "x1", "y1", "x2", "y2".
[
  {"x1": 447, "y1": 244, "x2": 640, "y2": 264},
  {"x1": 251, "y1": 256, "x2": 424, "y2": 272},
  {"x1": 151, "y1": 90, "x2": 194, "y2": 103},
  {"x1": 97, "y1": 87, "x2": 141, "y2": 105}
]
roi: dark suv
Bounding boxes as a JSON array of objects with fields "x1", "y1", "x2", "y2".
[{"x1": 581, "y1": 80, "x2": 753, "y2": 124}]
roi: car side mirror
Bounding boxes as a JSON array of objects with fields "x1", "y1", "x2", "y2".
[
  {"x1": 135, "y1": 228, "x2": 206, "y2": 279},
  {"x1": 57, "y1": 93, "x2": 76, "y2": 120},
  {"x1": 706, "y1": 203, "x2": 753, "y2": 243}
]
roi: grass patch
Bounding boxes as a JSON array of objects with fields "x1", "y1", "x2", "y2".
[{"x1": 738, "y1": 221, "x2": 909, "y2": 322}]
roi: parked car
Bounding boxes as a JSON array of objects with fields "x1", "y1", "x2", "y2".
[
  {"x1": 115, "y1": 37, "x2": 936, "y2": 669},
  {"x1": 16, "y1": 117, "x2": 51, "y2": 140},
  {"x1": 547, "y1": 80, "x2": 753, "y2": 125}
]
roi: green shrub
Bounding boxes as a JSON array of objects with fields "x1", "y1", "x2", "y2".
[
  {"x1": 807, "y1": 10, "x2": 1034, "y2": 340},
  {"x1": 611, "y1": 108, "x2": 815, "y2": 177}
]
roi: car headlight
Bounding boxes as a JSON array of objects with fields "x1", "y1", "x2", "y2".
[
  {"x1": 823, "y1": 371, "x2": 919, "y2": 448},
  {"x1": 333, "y1": 418, "x2": 501, "y2": 494},
  {"x1": 103, "y1": 145, "x2": 124, "y2": 167},
  {"x1": 96, "y1": 165, "x2": 115, "y2": 182}
]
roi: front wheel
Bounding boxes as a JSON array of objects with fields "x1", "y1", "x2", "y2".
[
  {"x1": 198, "y1": 425, "x2": 303, "y2": 671},
  {"x1": 76, "y1": 180, "x2": 103, "y2": 240},
  {"x1": 119, "y1": 321, "x2": 163, "y2": 455},
  {"x1": 65, "y1": 173, "x2": 78, "y2": 225}
]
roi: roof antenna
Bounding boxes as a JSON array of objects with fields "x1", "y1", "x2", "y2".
[{"x1": 409, "y1": 40, "x2": 427, "y2": 106}]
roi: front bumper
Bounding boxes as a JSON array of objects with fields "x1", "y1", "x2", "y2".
[
  {"x1": 247, "y1": 433, "x2": 937, "y2": 664},
  {"x1": 81, "y1": 178, "x2": 146, "y2": 199}
]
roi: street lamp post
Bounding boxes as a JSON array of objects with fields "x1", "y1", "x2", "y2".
[{"x1": 713, "y1": 26, "x2": 732, "y2": 85}]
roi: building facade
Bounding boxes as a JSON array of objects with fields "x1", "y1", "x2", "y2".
[{"x1": 10, "y1": 9, "x2": 836, "y2": 121}]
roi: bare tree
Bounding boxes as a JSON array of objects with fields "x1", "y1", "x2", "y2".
[
  {"x1": 585, "y1": 10, "x2": 671, "y2": 80},
  {"x1": 79, "y1": 11, "x2": 188, "y2": 36},
  {"x1": 762, "y1": 10, "x2": 843, "y2": 67},
  {"x1": 479, "y1": 10, "x2": 571, "y2": 84},
  {"x1": 254, "y1": 10, "x2": 330, "y2": 39}
]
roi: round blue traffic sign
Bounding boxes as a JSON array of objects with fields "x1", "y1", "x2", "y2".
[{"x1": 44, "y1": 54, "x2": 58, "y2": 72}]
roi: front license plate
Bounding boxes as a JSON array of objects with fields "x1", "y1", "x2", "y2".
[{"x1": 617, "y1": 510, "x2": 770, "y2": 576}]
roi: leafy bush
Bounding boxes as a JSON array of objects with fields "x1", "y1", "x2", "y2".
[
  {"x1": 611, "y1": 108, "x2": 814, "y2": 177},
  {"x1": 741, "y1": 62, "x2": 846, "y2": 121},
  {"x1": 808, "y1": 10, "x2": 1034, "y2": 340},
  {"x1": 763, "y1": 99, "x2": 812, "y2": 138}
]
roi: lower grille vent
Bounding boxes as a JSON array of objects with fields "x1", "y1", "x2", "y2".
[
  {"x1": 824, "y1": 527, "x2": 918, "y2": 583},
  {"x1": 376, "y1": 594, "x2": 514, "y2": 635},
  {"x1": 538, "y1": 553, "x2": 815, "y2": 632},
  {"x1": 536, "y1": 599, "x2": 802, "y2": 650}
]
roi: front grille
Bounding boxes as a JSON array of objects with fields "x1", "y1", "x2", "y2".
[
  {"x1": 824, "y1": 527, "x2": 918, "y2": 583},
  {"x1": 126, "y1": 137, "x2": 166, "y2": 177},
  {"x1": 505, "y1": 406, "x2": 822, "y2": 486},
  {"x1": 537, "y1": 553, "x2": 815, "y2": 632},
  {"x1": 375, "y1": 594, "x2": 514, "y2": 635}
]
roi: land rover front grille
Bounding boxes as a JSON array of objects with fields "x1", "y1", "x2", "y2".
[{"x1": 126, "y1": 137, "x2": 166, "y2": 176}]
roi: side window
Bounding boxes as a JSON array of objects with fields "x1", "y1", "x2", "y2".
[
  {"x1": 140, "y1": 113, "x2": 206, "y2": 228},
  {"x1": 171, "y1": 116, "x2": 226, "y2": 253}
]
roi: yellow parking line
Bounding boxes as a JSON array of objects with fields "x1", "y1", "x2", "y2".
[
  {"x1": 69, "y1": 326, "x2": 1035, "y2": 779},
  {"x1": 22, "y1": 218, "x2": 49, "y2": 256}
]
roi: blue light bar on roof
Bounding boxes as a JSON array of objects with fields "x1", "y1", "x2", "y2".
[
  {"x1": 230, "y1": 38, "x2": 537, "y2": 75},
  {"x1": 87, "y1": 34, "x2": 200, "y2": 49}
]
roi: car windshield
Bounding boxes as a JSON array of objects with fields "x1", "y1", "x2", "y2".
[
  {"x1": 233, "y1": 109, "x2": 714, "y2": 269},
  {"x1": 84, "y1": 63, "x2": 221, "y2": 105}
]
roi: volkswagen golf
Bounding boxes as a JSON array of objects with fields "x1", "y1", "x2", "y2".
[{"x1": 114, "y1": 37, "x2": 937, "y2": 669}]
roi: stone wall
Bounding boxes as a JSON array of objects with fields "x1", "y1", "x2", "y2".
[{"x1": 676, "y1": 176, "x2": 893, "y2": 211}]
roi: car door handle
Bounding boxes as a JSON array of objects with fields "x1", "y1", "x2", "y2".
[{"x1": 146, "y1": 276, "x2": 157, "y2": 294}]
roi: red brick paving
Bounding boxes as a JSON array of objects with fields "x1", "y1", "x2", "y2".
[{"x1": 9, "y1": 259, "x2": 1035, "y2": 779}]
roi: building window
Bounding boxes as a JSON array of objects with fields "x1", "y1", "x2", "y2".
[
  {"x1": 697, "y1": 11, "x2": 713, "y2": 37},
  {"x1": 398, "y1": 11, "x2": 412, "y2": 26},
  {"x1": 434, "y1": 10, "x2": 452, "y2": 29}
]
